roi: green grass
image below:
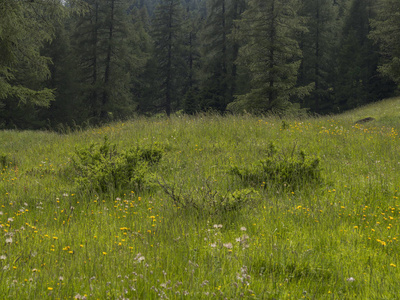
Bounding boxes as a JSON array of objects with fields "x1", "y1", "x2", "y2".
[{"x1": 2, "y1": 98, "x2": 400, "y2": 299}]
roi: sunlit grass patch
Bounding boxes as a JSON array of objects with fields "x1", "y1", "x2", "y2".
[{"x1": 2, "y1": 102, "x2": 400, "y2": 298}]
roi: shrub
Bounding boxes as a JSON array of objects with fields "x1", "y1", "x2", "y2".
[
  {"x1": 71, "y1": 136, "x2": 163, "y2": 194},
  {"x1": 230, "y1": 142, "x2": 322, "y2": 190},
  {"x1": 157, "y1": 176, "x2": 259, "y2": 215},
  {"x1": 0, "y1": 153, "x2": 8, "y2": 169}
]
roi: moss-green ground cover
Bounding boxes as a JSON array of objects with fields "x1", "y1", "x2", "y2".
[{"x1": 2, "y1": 97, "x2": 400, "y2": 299}]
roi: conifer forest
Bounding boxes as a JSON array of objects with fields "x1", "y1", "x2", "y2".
[{"x1": 1, "y1": 0, "x2": 399, "y2": 129}]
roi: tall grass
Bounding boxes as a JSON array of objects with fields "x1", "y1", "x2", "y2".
[{"x1": 1, "y1": 98, "x2": 400, "y2": 299}]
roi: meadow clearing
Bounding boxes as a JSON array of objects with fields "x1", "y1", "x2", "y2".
[{"x1": 1, "y1": 98, "x2": 400, "y2": 299}]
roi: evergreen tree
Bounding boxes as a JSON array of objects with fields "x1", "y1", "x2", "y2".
[
  {"x1": 370, "y1": 0, "x2": 400, "y2": 88},
  {"x1": 298, "y1": 0, "x2": 338, "y2": 113},
  {"x1": 151, "y1": 0, "x2": 186, "y2": 116},
  {"x1": 229, "y1": 0, "x2": 312, "y2": 113},
  {"x1": 200, "y1": 0, "x2": 246, "y2": 112},
  {"x1": 0, "y1": 0, "x2": 65, "y2": 127},
  {"x1": 71, "y1": 0, "x2": 143, "y2": 123},
  {"x1": 333, "y1": 0, "x2": 394, "y2": 110}
]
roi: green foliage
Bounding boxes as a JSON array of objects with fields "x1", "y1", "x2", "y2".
[
  {"x1": 0, "y1": 153, "x2": 8, "y2": 169},
  {"x1": 158, "y1": 176, "x2": 259, "y2": 215},
  {"x1": 370, "y1": 0, "x2": 400, "y2": 88},
  {"x1": 231, "y1": 0, "x2": 313, "y2": 113},
  {"x1": 231, "y1": 142, "x2": 322, "y2": 190},
  {"x1": 71, "y1": 136, "x2": 163, "y2": 194}
]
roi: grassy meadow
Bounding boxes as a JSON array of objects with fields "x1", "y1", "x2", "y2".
[{"x1": 2, "y1": 98, "x2": 400, "y2": 299}]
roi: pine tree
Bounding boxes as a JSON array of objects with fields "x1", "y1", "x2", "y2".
[
  {"x1": 370, "y1": 0, "x2": 400, "y2": 88},
  {"x1": 0, "y1": 1, "x2": 53, "y2": 116},
  {"x1": 152, "y1": 0, "x2": 186, "y2": 116},
  {"x1": 297, "y1": 0, "x2": 338, "y2": 113},
  {"x1": 71, "y1": 0, "x2": 143, "y2": 122},
  {"x1": 0, "y1": 0, "x2": 75, "y2": 128},
  {"x1": 334, "y1": 0, "x2": 394, "y2": 110},
  {"x1": 229, "y1": 0, "x2": 312, "y2": 113},
  {"x1": 200, "y1": 0, "x2": 246, "y2": 112}
]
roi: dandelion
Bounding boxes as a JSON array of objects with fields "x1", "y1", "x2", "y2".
[
  {"x1": 103, "y1": 252, "x2": 107, "y2": 255},
  {"x1": 390, "y1": 264, "x2": 396, "y2": 267},
  {"x1": 48, "y1": 287, "x2": 53, "y2": 290}
]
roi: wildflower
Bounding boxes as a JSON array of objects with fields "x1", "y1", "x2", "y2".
[
  {"x1": 0, "y1": 255, "x2": 6, "y2": 260},
  {"x1": 5, "y1": 237, "x2": 12, "y2": 244},
  {"x1": 240, "y1": 227, "x2": 247, "y2": 231},
  {"x1": 346, "y1": 277, "x2": 355, "y2": 282},
  {"x1": 223, "y1": 243, "x2": 233, "y2": 249},
  {"x1": 7, "y1": 218, "x2": 13, "y2": 222},
  {"x1": 213, "y1": 224, "x2": 222, "y2": 229},
  {"x1": 210, "y1": 243, "x2": 216, "y2": 248}
]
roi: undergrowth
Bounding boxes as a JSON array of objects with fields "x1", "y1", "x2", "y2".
[{"x1": 71, "y1": 136, "x2": 164, "y2": 194}]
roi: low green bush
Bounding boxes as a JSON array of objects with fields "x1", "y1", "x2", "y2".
[
  {"x1": 71, "y1": 136, "x2": 163, "y2": 194},
  {"x1": 158, "y1": 176, "x2": 259, "y2": 215},
  {"x1": 230, "y1": 142, "x2": 322, "y2": 190}
]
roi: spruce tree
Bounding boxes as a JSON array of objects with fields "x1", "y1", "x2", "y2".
[
  {"x1": 334, "y1": 0, "x2": 394, "y2": 110},
  {"x1": 229, "y1": 0, "x2": 312, "y2": 113},
  {"x1": 151, "y1": 0, "x2": 186, "y2": 116},
  {"x1": 71, "y1": 0, "x2": 143, "y2": 122},
  {"x1": 370, "y1": 0, "x2": 400, "y2": 88},
  {"x1": 200, "y1": 0, "x2": 246, "y2": 112},
  {"x1": 0, "y1": 0, "x2": 73, "y2": 128},
  {"x1": 298, "y1": 0, "x2": 338, "y2": 113}
]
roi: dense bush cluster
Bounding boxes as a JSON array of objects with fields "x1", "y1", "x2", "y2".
[
  {"x1": 71, "y1": 137, "x2": 163, "y2": 194},
  {"x1": 230, "y1": 143, "x2": 322, "y2": 190}
]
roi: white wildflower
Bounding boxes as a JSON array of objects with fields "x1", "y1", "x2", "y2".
[{"x1": 223, "y1": 243, "x2": 233, "y2": 249}]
